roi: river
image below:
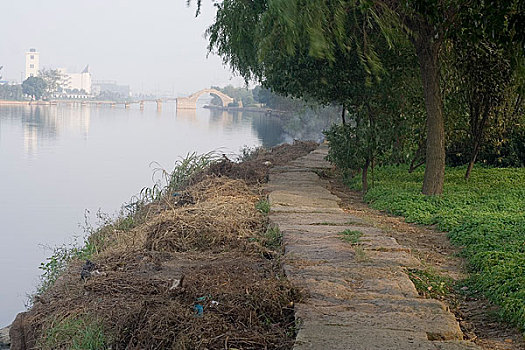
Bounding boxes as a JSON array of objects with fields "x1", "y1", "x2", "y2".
[{"x1": 0, "y1": 100, "x2": 338, "y2": 327}]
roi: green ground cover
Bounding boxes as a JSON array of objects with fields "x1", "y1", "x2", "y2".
[{"x1": 349, "y1": 166, "x2": 525, "y2": 331}]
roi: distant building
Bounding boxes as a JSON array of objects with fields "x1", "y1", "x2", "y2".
[
  {"x1": 25, "y1": 48, "x2": 39, "y2": 79},
  {"x1": 59, "y1": 65, "x2": 92, "y2": 94},
  {"x1": 92, "y1": 80, "x2": 131, "y2": 97}
]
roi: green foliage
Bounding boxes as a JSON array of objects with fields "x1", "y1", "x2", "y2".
[
  {"x1": 204, "y1": 0, "x2": 524, "y2": 195},
  {"x1": 339, "y1": 229, "x2": 362, "y2": 245},
  {"x1": 0, "y1": 84, "x2": 23, "y2": 100},
  {"x1": 22, "y1": 76, "x2": 47, "y2": 100},
  {"x1": 39, "y1": 68, "x2": 65, "y2": 98},
  {"x1": 37, "y1": 239, "x2": 98, "y2": 296},
  {"x1": 210, "y1": 85, "x2": 255, "y2": 107},
  {"x1": 353, "y1": 165, "x2": 525, "y2": 331},
  {"x1": 166, "y1": 152, "x2": 217, "y2": 192},
  {"x1": 407, "y1": 268, "x2": 454, "y2": 300},
  {"x1": 325, "y1": 123, "x2": 369, "y2": 178},
  {"x1": 255, "y1": 199, "x2": 270, "y2": 215},
  {"x1": 35, "y1": 212, "x2": 112, "y2": 297},
  {"x1": 262, "y1": 226, "x2": 282, "y2": 251},
  {"x1": 142, "y1": 151, "x2": 218, "y2": 201},
  {"x1": 40, "y1": 315, "x2": 108, "y2": 350}
]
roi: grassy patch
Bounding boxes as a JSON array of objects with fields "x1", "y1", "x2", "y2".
[
  {"x1": 40, "y1": 315, "x2": 107, "y2": 350},
  {"x1": 407, "y1": 268, "x2": 454, "y2": 300},
  {"x1": 256, "y1": 198, "x2": 271, "y2": 214},
  {"x1": 262, "y1": 226, "x2": 282, "y2": 250},
  {"x1": 339, "y1": 229, "x2": 362, "y2": 244},
  {"x1": 354, "y1": 246, "x2": 368, "y2": 262},
  {"x1": 350, "y1": 165, "x2": 525, "y2": 331}
]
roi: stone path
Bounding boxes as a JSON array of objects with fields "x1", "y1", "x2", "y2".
[{"x1": 267, "y1": 145, "x2": 480, "y2": 350}]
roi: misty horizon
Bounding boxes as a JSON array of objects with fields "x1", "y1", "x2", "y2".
[{"x1": 0, "y1": 0, "x2": 246, "y2": 96}]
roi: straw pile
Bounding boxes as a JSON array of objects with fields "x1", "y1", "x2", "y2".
[{"x1": 11, "y1": 142, "x2": 318, "y2": 350}]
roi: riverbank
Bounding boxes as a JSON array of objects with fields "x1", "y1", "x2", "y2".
[
  {"x1": 0, "y1": 100, "x2": 51, "y2": 106},
  {"x1": 5, "y1": 142, "x2": 523, "y2": 349},
  {"x1": 7, "y1": 141, "x2": 317, "y2": 349},
  {"x1": 204, "y1": 104, "x2": 288, "y2": 116}
]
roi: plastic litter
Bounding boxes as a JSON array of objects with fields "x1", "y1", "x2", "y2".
[{"x1": 193, "y1": 304, "x2": 204, "y2": 316}]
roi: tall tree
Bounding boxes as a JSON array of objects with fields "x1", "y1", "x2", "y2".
[
  {"x1": 39, "y1": 68, "x2": 65, "y2": 98},
  {"x1": 200, "y1": 0, "x2": 523, "y2": 195},
  {"x1": 22, "y1": 76, "x2": 47, "y2": 100}
]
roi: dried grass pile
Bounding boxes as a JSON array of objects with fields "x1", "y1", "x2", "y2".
[
  {"x1": 113, "y1": 258, "x2": 299, "y2": 349},
  {"x1": 202, "y1": 141, "x2": 318, "y2": 184},
  {"x1": 10, "y1": 144, "x2": 316, "y2": 350},
  {"x1": 18, "y1": 253, "x2": 298, "y2": 349},
  {"x1": 144, "y1": 177, "x2": 265, "y2": 253}
]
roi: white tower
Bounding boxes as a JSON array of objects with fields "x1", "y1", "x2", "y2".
[{"x1": 25, "y1": 48, "x2": 40, "y2": 80}]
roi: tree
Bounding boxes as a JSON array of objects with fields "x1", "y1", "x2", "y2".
[
  {"x1": 39, "y1": 68, "x2": 65, "y2": 98},
  {"x1": 22, "y1": 76, "x2": 47, "y2": 100},
  {"x1": 205, "y1": 0, "x2": 425, "y2": 190},
  {"x1": 0, "y1": 84, "x2": 23, "y2": 101},
  {"x1": 202, "y1": 0, "x2": 523, "y2": 195}
]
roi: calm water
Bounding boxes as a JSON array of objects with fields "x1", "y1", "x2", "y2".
[{"x1": 0, "y1": 101, "x2": 289, "y2": 327}]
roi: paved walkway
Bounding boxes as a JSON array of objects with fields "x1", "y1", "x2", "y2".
[{"x1": 267, "y1": 145, "x2": 480, "y2": 350}]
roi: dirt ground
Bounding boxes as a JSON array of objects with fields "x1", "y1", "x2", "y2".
[
  {"x1": 9, "y1": 141, "x2": 317, "y2": 350},
  {"x1": 324, "y1": 171, "x2": 525, "y2": 350}
]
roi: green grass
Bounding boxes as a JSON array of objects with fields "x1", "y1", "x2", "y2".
[
  {"x1": 407, "y1": 268, "x2": 454, "y2": 300},
  {"x1": 349, "y1": 165, "x2": 525, "y2": 331},
  {"x1": 339, "y1": 229, "x2": 362, "y2": 244},
  {"x1": 262, "y1": 226, "x2": 282, "y2": 250},
  {"x1": 256, "y1": 199, "x2": 271, "y2": 214},
  {"x1": 40, "y1": 315, "x2": 107, "y2": 350}
]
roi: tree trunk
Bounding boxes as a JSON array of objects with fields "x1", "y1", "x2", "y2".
[
  {"x1": 409, "y1": 139, "x2": 425, "y2": 173},
  {"x1": 415, "y1": 34, "x2": 445, "y2": 195},
  {"x1": 362, "y1": 158, "x2": 370, "y2": 193},
  {"x1": 465, "y1": 100, "x2": 490, "y2": 180},
  {"x1": 341, "y1": 103, "x2": 346, "y2": 125},
  {"x1": 465, "y1": 141, "x2": 479, "y2": 180}
]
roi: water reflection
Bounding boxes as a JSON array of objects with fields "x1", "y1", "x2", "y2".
[
  {"x1": 0, "y1": 103, "x2": 337, "y2": 327},
  {"x1": 0, "y1": 104, "x2": 292, "y2": 327},
  {"x1": 2, "y1": 106, "x2": 93, "y2": 156}
]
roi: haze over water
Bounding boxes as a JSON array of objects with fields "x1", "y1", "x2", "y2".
[{"x1": 0, "y1": 102, "x2": 287, "y2": 327}]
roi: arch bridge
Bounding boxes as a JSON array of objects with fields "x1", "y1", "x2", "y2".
[{"x1": 176, "y1": 88, "x2": 234, "y2": 109}]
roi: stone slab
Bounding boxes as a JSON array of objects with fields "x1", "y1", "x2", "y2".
[
  {"x1": 267, "y1": 146, "x2": 479, "y2": 350},
  {"x1": 294, "y1": 326, "x2": 436, "y2": 350}
]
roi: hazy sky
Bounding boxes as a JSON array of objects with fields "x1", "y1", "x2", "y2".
[{"x1": 0, "y1": 0, "x2": 246, "y2": 95}]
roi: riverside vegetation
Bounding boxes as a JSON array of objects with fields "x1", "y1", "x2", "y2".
[
  {"x1": 347, "y1": 166, "x2": 525, "y2": 332},
  {"x1": 199, "y1": 0, "x2": 525, "y2": 340},
  {"x1": 10, "y1": 141, "x2": 317, "y2": 349}
]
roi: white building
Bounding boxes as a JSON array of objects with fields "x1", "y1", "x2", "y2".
[
  {"x1": 59, "y1": 65, "x2": 92, "y2": 94},
  {"x1": 25, "y1": 48, "x2": 40, "y2": 79}
]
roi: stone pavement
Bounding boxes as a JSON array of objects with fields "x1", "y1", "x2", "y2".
[{"x1": 267, "y1": 145, "x2": 480, "y2": 350}]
